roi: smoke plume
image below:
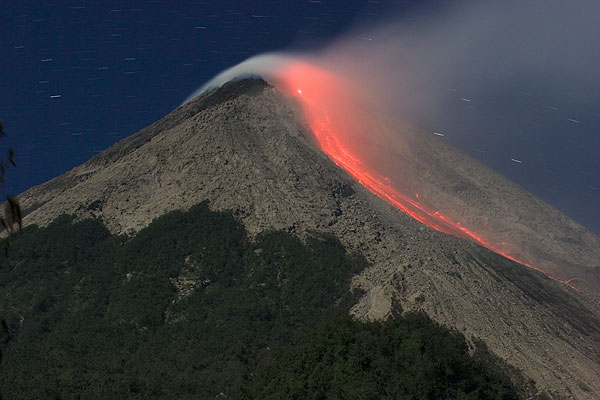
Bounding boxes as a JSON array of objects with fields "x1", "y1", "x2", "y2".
[{"x1": 185, "y1": 0, "x2": 600, "y2": 290}]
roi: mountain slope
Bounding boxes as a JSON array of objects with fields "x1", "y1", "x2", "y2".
[{"x1": 16, "y1": 79, "x2": 600, "y2": 399}]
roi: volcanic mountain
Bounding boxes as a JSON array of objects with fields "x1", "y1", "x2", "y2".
[{"x1": 16, "y1": 79, "x2": 600, "y2": 399}]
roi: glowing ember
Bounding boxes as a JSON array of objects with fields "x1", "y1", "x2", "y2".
[{"x1": 274, "y1": 60, "x2": 590, "y2": 293}]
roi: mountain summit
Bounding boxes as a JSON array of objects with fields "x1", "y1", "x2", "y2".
[{"x1": 16, "y1": 78, "x2": 600, "y2": 399}]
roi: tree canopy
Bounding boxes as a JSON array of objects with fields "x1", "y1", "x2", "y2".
[{"x1": 0, "y1": 202, "x2": 542, "y2": 399}]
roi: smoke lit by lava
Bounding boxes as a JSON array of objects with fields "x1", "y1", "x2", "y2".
[{"x1": 185, "y1": 1, "x2": 600, "y2": 295}]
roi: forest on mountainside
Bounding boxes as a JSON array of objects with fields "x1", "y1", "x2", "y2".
[{"x1": 0, "y1": 202, "x2": 544, "y2": 399}]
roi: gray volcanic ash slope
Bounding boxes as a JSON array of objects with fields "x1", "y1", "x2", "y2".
[
  {"x1": 401, "y1": 129, "x2": 600, "y2": 293},
  {"x1": 17, "y1": 79, "x2": 600, "y2": 399}
]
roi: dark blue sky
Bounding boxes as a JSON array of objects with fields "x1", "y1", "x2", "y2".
[
  {"x1": 2, "y1": 1, "x2": 598, "y2": 234},
  {"x1": 1, "y1": 1, "x2": 379, "y2": 191}
]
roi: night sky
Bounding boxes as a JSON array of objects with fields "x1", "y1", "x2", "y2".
[{"x1": 2, "y1": 1, "x2": 599, "y2": 234}]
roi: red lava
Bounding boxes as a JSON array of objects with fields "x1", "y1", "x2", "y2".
[{"x1": 275, "y1": 60, "x2": 590, "y2": 294}]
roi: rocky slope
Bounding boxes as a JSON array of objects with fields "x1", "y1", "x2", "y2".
[
  {"x1": 16, "y1": 79, "x2": 600, "y2": 399},
  {"x1": 401, "y1": 126, "x2": 600, "y2": 292}
]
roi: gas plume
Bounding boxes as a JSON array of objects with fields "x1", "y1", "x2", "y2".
[{"x1": 185, "y1": 0, "x2": 600, "y2": 292}]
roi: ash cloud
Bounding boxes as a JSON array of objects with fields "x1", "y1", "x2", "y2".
[{"x1": 186, "y1": 0, "x2": 600, "y2": 234}]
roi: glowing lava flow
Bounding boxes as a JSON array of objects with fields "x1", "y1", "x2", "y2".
[{"x1": 274, "y1": 60, "x2": 589, "y2": 293}]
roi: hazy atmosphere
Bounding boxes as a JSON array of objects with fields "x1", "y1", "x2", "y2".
[{"x1": 2, "y1": 0, "x2": 599, "y2": 233}]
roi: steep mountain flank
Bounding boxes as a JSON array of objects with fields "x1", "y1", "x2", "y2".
[
  {"x1": 402, "y1": 128, "x2": 600, "y2": 292},
  {"x1": 16, "y1": 79, "x2": 600, "y2": 399}
]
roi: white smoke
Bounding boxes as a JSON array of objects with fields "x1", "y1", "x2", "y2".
[
  {"x1": 182, "y1": 53, "x2": 295, "y2": 104},
  {"x1": 184, "y1": 0, "x2": 600, "y2": 232}
]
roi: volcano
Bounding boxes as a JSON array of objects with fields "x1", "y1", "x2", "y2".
[{"x1": 16, "y1": 78, "x2": 600, "y2": 399}]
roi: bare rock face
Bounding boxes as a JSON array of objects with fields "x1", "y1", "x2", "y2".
[
  {"x1": 17, "y1": 79, "x2": 600, "y2": 399},
  {"x1": 403, "y1": 128, "x2": 600, "y2": 293}
]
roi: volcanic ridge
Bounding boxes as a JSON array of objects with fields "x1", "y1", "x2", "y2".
[{"x1": 17, "y1": 78, "x2": 600, "y2": 399}]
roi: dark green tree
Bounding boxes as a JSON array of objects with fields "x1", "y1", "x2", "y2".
[
  {"x1": 0, "y1": 120, "x2": 22, "y2": 400},
  {"x1": 0, "y1": 120, "x2": 22, "y2": 236}
]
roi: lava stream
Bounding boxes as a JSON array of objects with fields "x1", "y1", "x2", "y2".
[{"x1": 274, "y1": 60, "x2": 588, "y2": 293}]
